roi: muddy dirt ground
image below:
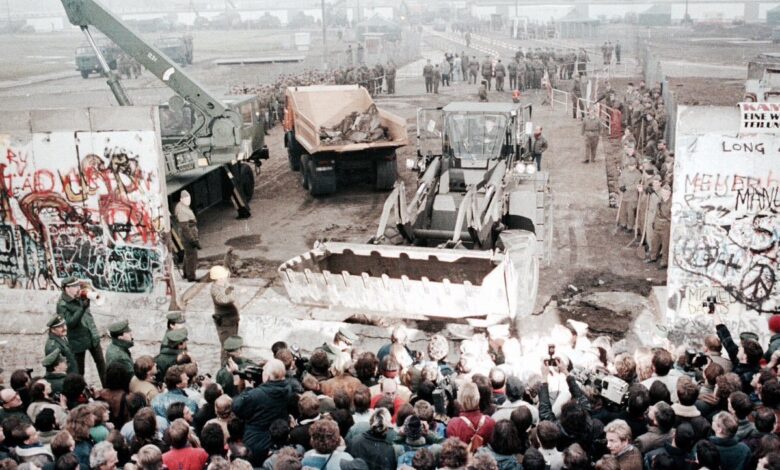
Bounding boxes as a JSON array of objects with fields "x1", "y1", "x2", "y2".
[{"x1": 0, "y1": 23, "x2": 752, "y2": 344}]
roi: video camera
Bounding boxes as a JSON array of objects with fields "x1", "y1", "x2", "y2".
[
  {"x1": 543, "y1": 344, "x2": 558, "y2": 367},
  {"x1": 432, "y1": 375, "x2": 456, "y2": 416},
  {"x1": 593, "y1": 373, "x2": 629, "y2": 406},
  {"x1": 236, "y1": 365, "x2": 264, "y2": 383},
  {"x1": 684, "y1": 349, "x2": 708, "y2": 372}
]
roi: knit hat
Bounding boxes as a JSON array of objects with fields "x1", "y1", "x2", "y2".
[{"x1": 769, "y1": 315, "x2": 780, "y2": 334}]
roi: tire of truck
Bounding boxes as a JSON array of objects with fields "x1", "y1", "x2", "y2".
[
  {"x1": 238, "y1": 163, "x2": 255, "y2": 202},
  {"x1": 300, "y1": 155, "x2": 310, "y2": 190},
  {"x1": 307, "y1": 159, "x2": 337, "y2": 196},
  {"x1": 80, "y1": 70, "x2": 89, "y2": 79},
  {"x1": 375, "y1": 154, "x2": 398, "y2": 190}
]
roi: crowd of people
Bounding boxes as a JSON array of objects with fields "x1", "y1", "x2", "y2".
[
  {"x1": 4, "y1": 270, "x2": 780, "y2": 470},
  {"x1": 228, "y1": 61, "x2": 397, "y2": 134}
]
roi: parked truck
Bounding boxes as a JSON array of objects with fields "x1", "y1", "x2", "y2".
[
  {"x1": 75, "y1": 40, "x2": 119, "y2": 78},
  {"x1": 279, "y1": 102, "x2": 552, "y2": 326},
  {"x1": 153, "y1": 36, "x2": 193, "y2": 66},
  {"x1": 283, "y1": 85, "x2": 408, "y2": 196}
]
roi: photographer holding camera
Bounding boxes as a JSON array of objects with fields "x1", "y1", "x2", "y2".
[
  {"x1": 57, "y1": 276, "x2": 105, "y2": 386},
  {"x1": 216, "y1": 336, "x2": 260, "y2": 397},
  {"x1": 712, "y1": 310, "x2": 763, "y2": 394},
  {"x1": 232, "y1": 359, "x2": 292, "y2": 466}
]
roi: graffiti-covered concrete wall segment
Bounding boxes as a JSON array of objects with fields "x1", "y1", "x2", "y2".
[
  {"x1": 668, "y1": 106, "x2": 779, "y2": 344},
  {"x1": 0, "y1": 107, "x2": 168, "y2": 293}
]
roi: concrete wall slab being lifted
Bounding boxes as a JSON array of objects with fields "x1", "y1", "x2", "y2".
[{"x1": 0, "y1": 107, "x2": 170, "y2": 294}]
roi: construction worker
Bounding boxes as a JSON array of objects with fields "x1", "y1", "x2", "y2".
[
  {"x1": 175, "y1": 190, "x2": 200, "y2": 282},
  {"x1": 531, "y1": 127, "x2": 548, "y2": 171},
  {"x1": 582, "y1": 109, "x2": 601, "y2": 163},
  {"x1": 210, "y1": 265, "x2": 240, "y2": 364},
  {"x1": 423, "y1": 60, "x2": 434, "y2": 93},
  {"x1": 646, "y1": 185, "x2": 673, "y2": 269}
]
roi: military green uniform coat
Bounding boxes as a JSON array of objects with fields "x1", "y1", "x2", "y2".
[
  {"x1": 155, "y1": 346, "x2": 180, "y2": 383},
  {"x1": 57, "y1": 294, "x2": 99, "y2": 354},
  {"x1": 45, "y1": 372, "x2": 67, "y2": 396},
  {"x1": 105, "y1": 338, "x2": 134, "y2": 376},
  {"x1": 45, "y1": 333, "x2": 78, "y2": 374}
]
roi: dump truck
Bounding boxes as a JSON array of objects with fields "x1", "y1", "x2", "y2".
[
  {"x1": 283, "y1": 85, "x2": 408, "y2": 196},
  {"x1": 279, "y1": 102, "x2": 552, "y2": 326}
]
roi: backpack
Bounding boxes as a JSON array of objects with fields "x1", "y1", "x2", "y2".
[{"x1": 460, "y1": 415, "x2": 488, "y2": 452}]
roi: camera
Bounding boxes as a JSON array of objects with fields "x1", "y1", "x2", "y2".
[
  {"x1": 702, "y1": 296, "x2": 717, "y2": 314},
  {"x1": 236, "y1": 365, "x2": 264, "y2": 383},
  {"x1": 290, "y1": 344, "x2": 310, "y2": 376},
  {"x1": 684, "y1": 349, "x2": 708, "y2": 372},
  {"x1": 544, "y1": 344, "x2": 558, "y2": 367},
  {"x1": 593, "y1": 374, "x2": 629, "y2": 406}
]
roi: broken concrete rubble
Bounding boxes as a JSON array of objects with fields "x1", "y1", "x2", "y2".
[{"x1": 319, "y1": 103, "x2": 389, "y2": 145}]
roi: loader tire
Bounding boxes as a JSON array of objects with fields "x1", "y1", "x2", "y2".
[
  {"x1": 80, "y1": 70, "x2": 89, "y2": 79},
  {"x1": 375, "y1": 156, "x2": 397, "y2": 191},
  {"x1": 300, "y1": 155, "x2": 310, "y2": 190},
  {"x1": 286, "y1": 133, "x2": 302, "y2": 172},
  {"x1": 238, "y1": 163, "x2": 255, "y2": 202},
  {"x1": 307, "y1": 160, "x2": 337, "y2": 196}
]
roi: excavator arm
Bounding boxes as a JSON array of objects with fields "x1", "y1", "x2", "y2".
[{"x1": 60, "y1": 0, "x2": 242, "y2": 164}]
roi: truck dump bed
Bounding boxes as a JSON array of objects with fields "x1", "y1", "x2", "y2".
[{"x1": 287, "y1": 85, "x2": 408, "y2": 154}]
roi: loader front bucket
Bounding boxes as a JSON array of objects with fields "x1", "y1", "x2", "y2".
[{"x1": 278, "y1": 239, "x2": 538, "y2": 321}]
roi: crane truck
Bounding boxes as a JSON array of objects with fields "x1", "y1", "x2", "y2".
[
  {"x1": 279, "y1": 102, "x2": 552, "y2": 327},
  {"x1": 60, "y1": 0, "x2": 268, "y2": 220}
]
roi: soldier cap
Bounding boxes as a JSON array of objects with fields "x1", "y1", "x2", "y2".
[
  {"x1": 108, "y1": 320, "x2": 131, "y2": 336},
  {"x1": 337, "y1": 327, "x2": 358, "y2": 344},
  {"x1": 42, "y1": 349, "x2": 65, "y2": 368},
  {"x1": 223, "y1": 335, "x2": 244, "y2": 352},
  {"x1": 62, "y1": 276, "x2": 80, "y2": 288},
  {"x1": 166, "y1": 328, "x2": 189, "y2": 345},
  {"x1": 47, "y1": 315, "x2": 66, "y2": 329},
  {"x1": 166, "y1": 312, "x2": 186, "y2": 324},
  {"x1": 740, "y1": 331, "x2": 760, "y2": 343}
]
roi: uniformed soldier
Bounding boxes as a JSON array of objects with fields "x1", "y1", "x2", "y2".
[
  {"x1": 469, "y1": 56, "x2": 479, "y2": 84},
  {"x1": 57, "y1": 276, "x2": 105, "y2": 386},
  {"x1": 319, "y1": 328, "x2": 357, "y2": 366},
  {"x1": 44, "y1": 315, "x2": 77, "y2": 374},
  {"x1": 175, "y1": 190, "x2": 200, "y2": 282},
  {"x1": 155, "y1": 328, "x2": 188, "y2": 383},
  {"x1": 210, "y1": 266, "x2": 240, "y2": 364},
  {"x1": 423, "y1": 59, "x2": 434, "y2": 93},
  {"x1": 215, "y1": 336, "x2": 259, "y2": 397},
  {"x1": 507, "y1": 59, "x2": 518, "y2": 91},
  {"x1": 582, "y1": 109, "x2": 601, "y2": 163},
  {"x1": 345, "y1": 45, "x2": 353, "y2": 66},
  {"x1": 571, "y1": 76, "x2": 583, "y2": 119},
  {"x1": 433, "y1": 65, "x2": 441, "y2": 94},
  {"x1": 42, "y1": 350, "x2": 68, "y2": 396},
  {"x1": 105, "y1": 320, "x2": 134, "y2": 377},
  {"x1": 646, "y1": 185, "x2": 673, "y2": 269},
  {"x1": 617, "y1": 158, "x2": 642, "y2": 231},
  {"x1": 481, "y1": 56, "x2": 493, "y2": 91},
  {"x1": 494, "y1": 60, "x2": 506, "y2": 92},
  {"x1": 385, "y1": 61, "x2": 396, "y2": 95}
]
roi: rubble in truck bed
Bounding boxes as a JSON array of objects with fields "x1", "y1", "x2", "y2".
[{"x1": 319, "y1": 104, "x2": 390, "y2": 145}]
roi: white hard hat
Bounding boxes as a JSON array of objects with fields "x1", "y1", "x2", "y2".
[{"x1": 210, "y1": 265, "x2": 230, "y2": 281}]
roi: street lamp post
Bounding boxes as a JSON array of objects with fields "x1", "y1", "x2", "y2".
[{"x1": 322, "y1": 0, "x2": 328, "y2": 69}]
